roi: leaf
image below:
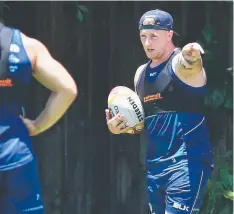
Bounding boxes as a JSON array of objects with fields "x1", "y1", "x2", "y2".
[
  {"x1": 221, "y1": 151, "x2": 233, "y2": 158},
  {"x1": 77, "y1": 5, "x2": 89, "y2": 13},
  {"x1": 220, "y1": 168, "x2": 231, "y2": 181},
  {"x1": 219, "y1": 204, "x2": 232, "y2": 214},
  {"x1": 202, "y1": 24, "x2": 213, "y2": 45},
  {"x1": 226, "y1": 67, "x2": 233, "y2": 71},
  {"x1": 205, "y1": 89, "x2": 226, "y2": 108},
  {"x1": 3, "y1": 3, "x2": 11, "y2": 11},
  {"x1": 223, "y1": 190, "x2": 234, "y2": 200},
  {"x1": 224, "y1": 92, "x2": 233, "y2": 109},
  {"x1": 76, "y1": 9, "x2": 83, "y2": 22},
  {"x1": 226, "y1": 67, "x2": 233, "y2": 76},
  {"x1": 206, "y1": 179, "x2": 213, "y2": 189}
]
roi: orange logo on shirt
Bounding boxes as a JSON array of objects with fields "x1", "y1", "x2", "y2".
[
  {"x1": 144, "y1": 93, "x2": 163, "y2": 102},
  {"x1": 0, "y1": 78, "x2": 13, "y2": 87}
]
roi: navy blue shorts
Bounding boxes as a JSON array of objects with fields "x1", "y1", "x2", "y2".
[
  {"x1": 147, "y1": 159, "x2": 212, "y2": 214},
  {"x1": 0, "y1": 159, "x2": 44, "y2": 214}
]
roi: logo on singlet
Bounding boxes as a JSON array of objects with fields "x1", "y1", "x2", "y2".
[
  {"x1": 9, "y1": 53, "x2": 20, "y2": 64},
  {"x1": 144, "y1": 93, "x2": 163, "y2": 102},
  {"x1": 173, "y1": 202, "x2": 189, "y2": 212},
  {"x1": 0, "y1": 78, "x2": 13, "y2": 87},
  {"x1": 10, "y1": 44, "x2": 20, "y2": 53}
]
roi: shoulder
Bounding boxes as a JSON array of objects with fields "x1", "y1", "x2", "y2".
[
  {"x1": 134, "y1": 63, "x2": 147, "y2": 89},
  {"x1": 20, "y1": 32, "x2": 50, "y2": 68},
  {"x1": 20, "y1": 33, "x2": 48, "y2": 54}
]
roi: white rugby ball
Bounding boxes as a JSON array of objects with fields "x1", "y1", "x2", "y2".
[{"x1": 108, "y1": 86, "x2": 145, "y2": 134}]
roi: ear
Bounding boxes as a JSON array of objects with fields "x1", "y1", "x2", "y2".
[{"x1": 168, "y1": 30, "x2": 173, "y2": 40}]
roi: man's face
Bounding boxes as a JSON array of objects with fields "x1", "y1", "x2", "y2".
[{"x1": 140, "y1": 29, "x2": 173, "y2": 60}]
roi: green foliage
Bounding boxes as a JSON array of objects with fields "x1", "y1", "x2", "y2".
[
  {"x1": 76, "y1": 4, "x2": 89, "y2": 22},
  {"x1": 205, "y1": 88, "x2": 233, "y2": 109},
  {"x1": 197, "y1": 22, "x2": 233, "y2": 211},
  {"x1": 197, "y1": 24, "x2": 233, "y2": 109},
  {"x1": 199, "y1": 151, "x2": 233, "y2": 214}
]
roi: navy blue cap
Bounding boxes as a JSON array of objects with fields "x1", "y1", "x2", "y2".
[{"x1": 139, "y1": 9, "x2": 175, "y2": 32}]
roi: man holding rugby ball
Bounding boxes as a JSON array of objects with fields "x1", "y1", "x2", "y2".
[{"x1": 105, "y1": 9, "x2": 213, "y2": 214}]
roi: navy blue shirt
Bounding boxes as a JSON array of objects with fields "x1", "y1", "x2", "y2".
[
  {"x1": 136, "y1": 57, "x2": 213, "y2": 168},
  {"x1": 0, "y1": 29, "x2": 34, "y2": 171}
]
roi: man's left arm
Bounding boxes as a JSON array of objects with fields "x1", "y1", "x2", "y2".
[{"x1": 172, "y1": 42, "x2": 205, "y2": 80}]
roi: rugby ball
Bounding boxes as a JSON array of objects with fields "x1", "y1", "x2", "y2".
[{"x1": 108, "y1": 86, "x2": 145, "y2": 134}]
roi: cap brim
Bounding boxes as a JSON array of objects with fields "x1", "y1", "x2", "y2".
[
  {"x1": 139, "y1": 25, "x2": 179, "y2": 36},
  {"x1": 172, "y1": 31, "x2": 179, "y2": 36}
]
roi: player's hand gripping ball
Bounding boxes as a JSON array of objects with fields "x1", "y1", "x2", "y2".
[{"x1": 107, "y1": 86, "x2": 145, "y2": 134}]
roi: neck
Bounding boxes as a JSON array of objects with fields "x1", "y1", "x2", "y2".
[{"x1": 151, "y1": 43, "x2": 175, "y2": 67}]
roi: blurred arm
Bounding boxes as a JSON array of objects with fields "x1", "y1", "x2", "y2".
[{"x1": 30, "y1": 38, "x2": 77, "y2": 135}]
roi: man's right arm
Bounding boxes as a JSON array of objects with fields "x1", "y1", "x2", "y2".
[{"x1": 105, "y1": 64, "x2": 146, "y2": 135}]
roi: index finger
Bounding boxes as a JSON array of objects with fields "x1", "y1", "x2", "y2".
[{"x1": 192, "y1": 43, "x2": 205, "y2": 54}]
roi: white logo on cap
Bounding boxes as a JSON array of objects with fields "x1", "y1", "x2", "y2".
[{"x1": 143, "y1": 17, "x2": 156, "y2": 25}]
